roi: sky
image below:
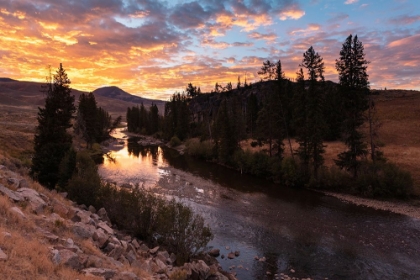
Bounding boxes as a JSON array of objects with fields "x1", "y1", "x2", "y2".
[{"x1": 0, "y1": 0, "x2": 419, "y2": 100}]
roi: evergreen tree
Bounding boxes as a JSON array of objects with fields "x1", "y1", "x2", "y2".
[
  {"x1": 335, "y1": 35, "x2": 369, "y2": 177},
  {"x1": 31, "y1": 63, "x2": 76, "y2": 189},
  {"x1": 75, "y1": 92, "x2": 98, "y2": 148},
  {"x1": 299, "y1": 46, "x2": 326, "y2": 180},
  {"x1": 246, "y1": 93, "x2": 259, "y2": 138},
  {"x1": 214, "y1": 99, "x2": 238, "y2": 163}
]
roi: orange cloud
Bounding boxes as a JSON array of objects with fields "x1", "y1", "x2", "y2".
[{"x1": 279, "y1": 4, "x2": 305, "y2": 20}]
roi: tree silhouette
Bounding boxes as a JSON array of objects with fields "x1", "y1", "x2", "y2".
[
  {"x1": 335, "y1": 35, "x2": 369, "y2": 177},
  {"x1": 31, "y1": 63, "x2": 76, "y2": 189}
]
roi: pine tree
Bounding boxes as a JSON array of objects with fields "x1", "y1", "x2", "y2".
[
  {"x1": 298, "y1": 47, "x2": 326, "y2": 180},
  {"x1": 75, "y1": 92, "x2": 98, "y2": 148},
  {"x1": 31, "y1": 63, "x2": 76, "y2": 189},
  {"x1": 335, "y1": 35, "x2": 369, "y2": 177}
]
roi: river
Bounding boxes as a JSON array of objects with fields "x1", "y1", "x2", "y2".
[{"x1": 98, "y1": 130, "x2": 420, "y2": 280}]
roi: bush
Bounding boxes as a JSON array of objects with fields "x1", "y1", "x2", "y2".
[
  {"x1": 185, "y1": 139, "x2": 215, "y2": 160},
  {"x1": 170, "y1": 136, "x2": 181, "y2": 147},
  {"x1": 96, "y1": 184, "x2": 213, "y2": 262},
  {"x1": 281, "y1": 157, "x2": 304, "y2": 188},
  {"x1": 356, "y1": 162, "x2": 413, "y2": 198},
  {"x1": 157, "y1": 199, "x2": 213, "y2": 265},
  {"x1": 66, "y1": 151, "x2": 101, "y2": 207}
]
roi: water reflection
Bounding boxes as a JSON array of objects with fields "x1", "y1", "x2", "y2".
[{"x1": 99, "y1": 136, "x2": 420, "y2": 280}]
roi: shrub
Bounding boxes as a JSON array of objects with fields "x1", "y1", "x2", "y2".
[
  {"x1": 157, "y1": 199, "x2": 213, "y2": 265},
  {"x1": 185, "y1": 139, "x2": 215, "y2": 160},
  {"x1": 170, "y1": 136, "x2": 181, "y2": 147},
  {"x1": 356, "y1": 162, "x2": 413, "y2": 198},
  {"x1": 66, "y1": 151, "x2": 101, "y2": 207},
  {"x1": 281, "y1": 157, "x2": 303, "y2": 188}
]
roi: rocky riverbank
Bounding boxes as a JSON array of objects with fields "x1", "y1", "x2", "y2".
[
  {"x1": 321, "y1": 191, "x2": 420, "y2": 220},
  {"x1": 0, "y1": 164, "x2": 234, "y2": 280}
]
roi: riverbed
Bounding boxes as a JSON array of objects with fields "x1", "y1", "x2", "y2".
[{"x1": 98, "y1": 131, "x2": 420, "y2": 280}]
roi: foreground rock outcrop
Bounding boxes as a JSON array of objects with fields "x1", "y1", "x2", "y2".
[{"x1": 0, "y1": 165, "x2": 234, "y2": 280}]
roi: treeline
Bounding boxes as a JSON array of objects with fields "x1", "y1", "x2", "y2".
[
  {"x1": 128, "y1": 34, "x2": 413, "y2": 198},
  {"x1": 126, "y1": 103, "x2": 159, "y2": 135},
  {"x1": 31, "y1": 64, "x2": 212, "y2": 262}
]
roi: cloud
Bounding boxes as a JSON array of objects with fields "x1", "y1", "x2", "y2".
[
  {"x1": 344, "y1": 0, "x2": 359, "y2": 4},
  {"x1": 278, "y1": 4, "x2": 305, "y2": 20},
  {"x1": 388, "y1": 15, "x2": 420, "y2": 25},
  {"x1": 248, "y1": 32, "x2": 278, "y2": 42}
]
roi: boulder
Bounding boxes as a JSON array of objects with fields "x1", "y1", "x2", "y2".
[
  {"x1": 125, "y1": 250, "x2": 137, "y2": 264},
  {"x1": 153, "y1": 258, "x2": 167, "y2": 274},
  {"x1": 0, "y1": 184, "x2": 22, "y2": 202},
  {"x1": 208, "y1": 248, "x2": 220, "y2": 257},
  {"x1": 72, "y1": 222, "x2": 95, "y2": 239},
  {"x1": 227, "y1": 253, "x2": 235, "y2": 259},
  {"x1": 234, "y1": 251, "x2": 240, "y2": 257},
  {"x1": 52, "y1": 249, "x2": 81, "y2": 270},
  {"x1": 88, "y1": 205, "x2": 96, "y2": 213},
  {"x1": 73, "y1": 210, "x2": 94, "y2": 225},
  {"x1": 0, "y1": 248, "x2": 8, "y2": 260},
  {"x1": 7, "y1": 178, "x2": 20, "y2": 188},
  {"x1": 51, "y1": 199, "x2": 69, "y2": 217},
  {"x1": 196, "y1": 260, "x2": 210, "y2": 279},
  {"x1": 131, "y1": 238, "x2": 140, "y2": 249},
  {"x1": 10, "y1": 206, "x2": 26, "y2": 219},
  {"x1": 149, "y1": 246, "x2": 159, "y2": 254},
  {"x1": 18, "y1": 179, "x2": 29, "y2": 189},
  {"x1": 97, "y1": 207, "x2": 111, "y2": 223},
  {"x1": 92, "y1": 228, "x2": 109, "y2": 248},
  {"x1": 84, "y1": 254, "x2": 104, "y2": 268},
  {"x1": 82, "y1": 268, "x2": 117, "y2": 279},
  {"x1": 108, "y1": 244, "x2": 124, "y2": 260},
  {"x1": 157, "y1": 251, "x2": 169, "y2": 264},
  {"x1": 16, "y1": 187, "x2": 46, "y2": 214},
  {"x1": 98, "y1": 221, "x2": 114, "y2": 235}
]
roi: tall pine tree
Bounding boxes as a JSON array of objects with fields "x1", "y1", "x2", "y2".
[
  {"x1": 335, "y1": 35, "x2": 369, "y2": 177},
  {"x1": 31, "y1": 64, "x2": 76, "y2": 189}
]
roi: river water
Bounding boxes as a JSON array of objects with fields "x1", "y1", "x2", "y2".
[{"x1": 99, "y1": 131, "x2": 420, "y2": 280}]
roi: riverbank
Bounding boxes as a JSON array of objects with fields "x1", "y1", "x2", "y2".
[
  {"x1": 111, "y1": 129, "x2": 420, "y2": 221},
  {"x1": 320, "y1": 191, "x2": 420, "y2": 220}
]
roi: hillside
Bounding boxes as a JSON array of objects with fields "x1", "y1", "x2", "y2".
[
  {"x1": 93, "y1": 86, "x2": 165, "y2": 113},
  {"x1": 0, "y1": 80, "x2": 165, "y2": 117}
]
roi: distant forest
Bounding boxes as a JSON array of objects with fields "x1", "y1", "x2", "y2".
[{"x1": 126, "y1": 35, "x2": 413, "y2": 198}]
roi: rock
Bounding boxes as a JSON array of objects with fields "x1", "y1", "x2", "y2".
[
  {"x1": 88, "y1": 205, "x2": 96, "y2": 213},
  {"x1": 51, "y1": 199, "x2": 68, "y2": 217},
  {"x1": 73, "y1": 210, "x2": 94, "y2": 225},
  {"x1": 126, "y1": 250, "x2": 137, "y2": 264},
  {"x1": 59, "y1": 192, "x2": 67, "y2": 198},
  {"x1": 10, "y1": 206, "x2": 26, "y2": 219},
  {"x1": 92, "y1": 228, "x2": 109, "y2": 248},
  {"x1": 16, "y1": 187, "x2": 46, "y2": 214},
  {"x1": 7, "y1": 178, "x2": 20, "y2": 187},
  {"x1": 259, "y1": 257, "x2": 266, "y2": 262},
  {"x1": 114, "y1": 271, "x2": 139, "y2": 280},
  {"x1": 234, "y1": 251, "x2": 240, "y2": 257},
  {"x1": 0, "y1": 165, "x2": 5, "y2": 170},
  {"x1": 97, "y1": 207, "x2": 111, "y2": 223},
  {"x1": 127, "y1": 243, "x2": 136, "y2": 254},
  {"x1": 290, "y1": 269, "x2": 295, "y2": 273},
  {"x1": 83, "y1": 268, "x2": 117, "y2": 279},
  {"x1": 209, "y1": 248, "x2": 220, "y2": 257},
  {"x1": 169, "y1": 253, "x2": 177, "y2": 264},
  {"x1": 2, "y1": 232, "x2": 11, "y2": 239},
  {"x1": 153, "y1": 258, "x2": 167, "y2": 274},
  {"x1": 196, "y1": 260, "x2": 210, "y2": 279},
  {"x1": 0, "y1": 184, "x2": 22, "y2": 202},
  {"x1": 227, "y1": 253, "x2": 235, "y2": 259},
  {"x1": 156, "y1": 251, "x2": 169, "y2": 263},
  {"x1": 84, "y1": 254, "x2": 104, "y2": 268},
  {"x1": 0, "y1": 248, "x2": 8, "y2": 260},
  {"x1": 139, "y1": 243, "x2": 149, "y2": 252},
  {"x1": 72, "y1": 222, "x2": 95, "y2": 239},
  {"x1": 149, "y1": 246, "x2": 159, "y2": 254},
  {"x1": 98, "y1": 221, "x2": 114, "y2": 235},
  {"x1": 108, "y1": 245, "x2": 124, "y2": 260},
  {"x1": 53, "y1": 249, "x2": 81, "y2": 270},
  {"x1": 225, "y1": 246, "x2": 230, "y2": 250},
  {"x1": 131, "y1": 238, "x2": 140, "y2": 249},
  {"x1": 18, "y1": 179, "x2": 29, "y2": 189},
  {"x1": 221, "y1": 254, "x2": 225, "y2": 259}
]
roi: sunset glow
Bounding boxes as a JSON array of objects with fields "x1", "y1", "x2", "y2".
[{"x1": 0, "y1": 0, "x2": 419, "y2": 100}]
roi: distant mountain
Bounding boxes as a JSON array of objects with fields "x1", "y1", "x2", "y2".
[
  {"x1": 0, "y1": 79, "x2": 166, "y2": 117},
  {"x1": 93, "y1": 86, "x2": 165, "y2": 107}
]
